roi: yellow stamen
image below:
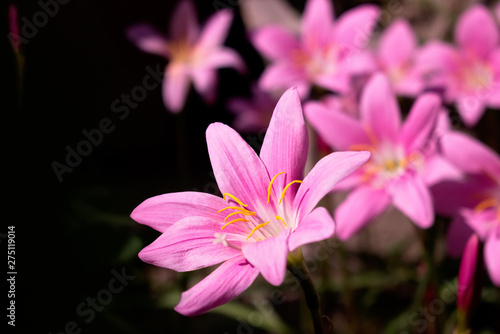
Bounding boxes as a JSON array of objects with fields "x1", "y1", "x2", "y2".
[
  {"x1": 246, "y1": 221, "x2": 270, "y2": 240},
  {"x1": 276, "y1": 215, "x2": 287, "y2": 228},
  {"x1": 474, "y1": 198, "x2": 497, "y2": 213},
  {"x1": 224, "y1": 210, "x2": 256, "y2": 222},
  {"x1": 267, "y1": 172, "x2": 286, "y2": 203},
  {"x1": 223, "y1": 193, "x2": 248, "y2": 207},
  {"x1": 221, "y1": 218, "x2": 250, "y2": 230},
  {"x1": 218, "y1": 206, "x2": 249, "y2": 213},
  {"x1": 279, "y1": 180, "x2": 303, "y2": 204}
]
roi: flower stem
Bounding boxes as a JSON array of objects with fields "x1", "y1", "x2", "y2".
[{"x1": 288, "y1": 252, "x2": 326, "y2": 334}]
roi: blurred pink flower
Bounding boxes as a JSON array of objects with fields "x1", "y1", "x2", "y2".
[
  {"x1": 375, "y1": 19, "x2": 424, "y2": 97},
  {"x1": 457, "y1": 234, "x2": 483, "y2": 317},
  {"x1": 251, "y1": 0, "x2": 380, "y2": 98},
  {"x1": 418, "y1": 4, "x2": 500, "y2": 126},
  {"x1": 127, "y1": 1, "x2": 245, "y2": 113},
  {"x1": 227, "y1": 84, "x2": 277, "y2": 132},
  {"x1": 305, "y1": 74, "x2": 458, "y2": 240},
  {"x1": 131, "y1": 88, "x2": 370, "y2": 315},
  {"x1": 437, "y1": 132, "x2": 500, "y2": 286},
  {"x1": 9, "y1": 4, "x2": 21, "y2": 53}
]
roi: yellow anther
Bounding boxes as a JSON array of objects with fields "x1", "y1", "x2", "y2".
[
  {"x1": 224, "y1": 210, "x2": 256, "y2": 222},
  {"x1": 267, "y1": 172, "x2": 286, "y2": 203},
  {"x1": 279, "y1": 180, "x2": 303, "y2": 204},
  {"x1": 223, "y1": 193, "x2": 248, "y2": 207},
  {"x1": 218, "y1": 206, "x2": 249, "y2": 213},
  {"x1": 276, "y1": 215, "x2": 287, "y2": 228},
  {"x1": 221, "y1": 218, "x2": 250, "y2": 230},
  {"x1": 474, "y1": 198, "x2": 497, "y2": 213},
  {"x1": 384, "y1": 159, "x2": 398, "y2": 172},
  {"x1": 246, "y1": 221, "x2": 270, "y2": 240}
]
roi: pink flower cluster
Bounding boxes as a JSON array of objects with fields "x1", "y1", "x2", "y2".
[{"x1": 129, "y1": 0, "x2": 500, "y2": 320}]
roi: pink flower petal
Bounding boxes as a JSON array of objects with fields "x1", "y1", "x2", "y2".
[
  {"x1": 192, "y1": 68, "x2": 217, "y2": 104},
  {"x1": 126, "y1": 24, "x2": 167, "y2": 57},
  {"x1": 457, "y1": 234, "x2": 481, "y2": 310},
  {"x1": 461, "y1": 208, "x2": 496, "y2": 240},
  {"x1": 260, "y1": 88, "x2": 308, "y2": 203},
  {"x1": 251, "y1": 25, "x2": 300, "y2": 60},
  {"x1": 138, "y1": 217, "x2": 243, "y2": 272},
  {"x1": 175, "y1": 256, "x2": 259, "y2": 316},
  {"x1": 455, "y1": 4, "x2": 499, "y2": 59},
  {"x1": 399, "y1": 93, "x2": 441, "y2": 154},
  {"x1": 446, "y1": 214, "x2": 474, "y2": 258},
  {"x1": 288, "y1": 207, "x2": 335, "y2": 251},
  {"x1": 422, "y1": 155, "x2": 463, "y2": 186},
  {"x1": 169, "y1": 0, "x2": 199, "y2": 43},
  {"x1": 440, "y1": 132, "x2": 500, "y2": 177},
  {"x1": 242, "y1": 229, "x2": 291, "y2": 286},
  {"x1": 304, "y1": 100, "x2": 370, "y2": 151},
  {"x1": 378, "y1": 19, "x2": 415, "y2": 68},
  {"x1": 301, "y1": 0, "x2": 333, "y2": 49},
  {"x1": 206, "y1": 123, "x2": 270, "y2": 212},
  {"x1": 130, "y1": 191, "x2": 225, "y2": 232},
  {"x1": 294, "y1": 151, "x2": 371, "y2": 219},
  {"x1": 455, "y1": 96, "x2": 486, "y2": 127},
  {"x1": 259, "y1": 62, "x2": 308, "y2": 95},
  {"x1": 202, "y1": 47, "x2": 246, "y2": 73},
  {"x1": 197, "y1": 9, "x2": 233, "y2": 50},
  {"x1": 359, "y1": 73, "x2": 401, "y2": 142},
  {"x1": 335, "y1": 4, "x2": 380, "y2": 55},
  {"x1": 163, "y1": 64, "x2": 190, "y2": 113},
  {"x1": 388, "y1": 176, "x2": 433, "y2": 228},
  {"x1": 485, "y1": 229, "x2": 500, "y2": 286},
  {"x1": 415, "y1": 41, "x2": 458, "y2": 76},
  {"x1": 335, "y1": 185, "x2": 390, "y2": 240}
]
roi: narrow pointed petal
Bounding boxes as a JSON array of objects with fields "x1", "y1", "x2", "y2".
[
  {"x1": 440, "y1": 132, "x2": 500, "y2": 177},
  {"x1": 192, "y1": 68, "x2": 217, "y2": 104},
  {"x1": 138, "y1": 217, "x2": 243, "y2": 272},
  {"x1": 206, "y1": 123, "x2": 270, "y2": 212},
  {"x1": 378, "y1": 19, "x2": 415, "y2": 68},
  {"x1": 456, "y1": 97, "x2": 485, "y2": 126},
  {"x1": 446, "y1": 214, "x2": 474, "y2": 258},
  {"x1": 202, "y1": 47, "x2": 246, "y2": 73},
  {"x1": 130, "y1": 192, "x2": 225, "y2": 232},
  {"x1": 126, "y1": 24, "x2": 167, "y2": 57},
  {"x1": 305, "y1": 100, "x2": 371, "y2": 151},
  {"x1": 288, "y1": 207, "x2": 335, "y2": 251},
  {"x1": 399, "y1": 93, "x2": 440, "y2": 154},
  {"x1": 197, "y1": 9, "x2": 233, "y2": 50},
  {"x1": 242, "y1": 229, "x2": 290, "y2": 286},
  {"x1": 294, "y1": 151, "x2": 371, "y2": 219},
  {"x1": 302, "y1": 0, "x2": 333, "y2": 49},
  {"x1": 455, "y1": 4, "x2": 498, "y2": 58},
  {"x1": 457, "y1": 234, "x2": 482, "y2": 310},
  {"x1": 175, "y1": 256, "x2": 259, "y2": 316},
  {"x1": 360, "y1": 73, "x2": 401, "y2": 142},
  {"x1": 260, "y1": 88, "x2": 308, "y2": 201},
  {"x1": 485, "y1": 230, "x2": 500, "y2": 286},
  {"x1": 170, "y1": 0, "x2": 199, "y2": 43},
  {"x1": 422, "y1": 155, "x2": 463, "y2": 186},
  {"x1": 335, "y1": 186, "x2": 390, "y2": 240},
  {"x1": 389, "y1": 176, "x2": 433, "y2": 228},
  {"x1": 259, "y1": 62, "x2": 307, "y2": 93},
  {"x1": 251, "y1": 25, "x2": 300, "y2": 60},
  {"x1": 335, "y1": 5, "x2": 380, "y2": 53},
  {"x1": 163, "y1": 65, "x2": 190, "y2": 113}
]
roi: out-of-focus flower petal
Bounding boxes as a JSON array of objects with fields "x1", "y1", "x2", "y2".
[
  {"x1": 335, "y1": 5, "x2": 380, "y2": 54},
  {"x1": 251, "y1": 25, "x2": 300, "y2": 60},
  {"x1": 191, "y1": 68, "x2": 217, "y2": 104},
  {"x1": 197, "y1": 9, "x2": 233, "y2": 50},
  {"x1": 202, "y1": 47, "x2": 246, "y2": 73},
  {"x1": 163, "y1": 65, "x2": 190, "y2": 113},
  {"x1": 126, "y1": 24, "x2": 167, "y2": 57},
  {"x1": 485, "y1": 229, "x2": 500, "y2": 286},
  {"x1": 175, "y1": 256, "x2": 259, "y2": 316},
  {"x1": 378, "y1": 19, "x2": 415, "y2": 68},
  {"x1": 301, "y1": 0, "x2": 333, "y2": 49},
  {"x1": 335, "y1": 185, "x2": 390, "y2": 240},
  {"x1": 389, "y1": 176, "x2": 433, "y2": 228},
  {"x1": 259, "y1": 62, "x2": 308, "y2": 94},
  {"x1": 169, "y1": 0, "x2": 199, "y2": 43}
]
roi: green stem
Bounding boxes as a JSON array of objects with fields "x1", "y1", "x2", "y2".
[{"x1": 288, "y1": 251, "x2": 325, "y2": 334}]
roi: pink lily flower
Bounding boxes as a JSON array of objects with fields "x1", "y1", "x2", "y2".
[
  {"x1": 375, "y1": 19, "x2": 424, "y2": 97},
  {"x1": 131, "y1": 88, "x2": 370, "y2": 316},
  {"x1": 305, "y1": 73, "x2": 457, "y2": 240},
  {"x1": 127, "y1": 1, "x2": 245, "y2": 113},
  {"x1": 251, "y1": 0, "x2": 380, "y2": 98},
  {"x1": 417, "y1": 4, "x2": 500, "y2": 126},
  {"x1": 457, "y1": 234, "x2": 483, "y2": 322},
  {"x1": 226, "y1": 84, "x2": 277, "y2": 132},
  {"x1": 437, "y1": 131, "x2": 500, "y2": 286}
]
